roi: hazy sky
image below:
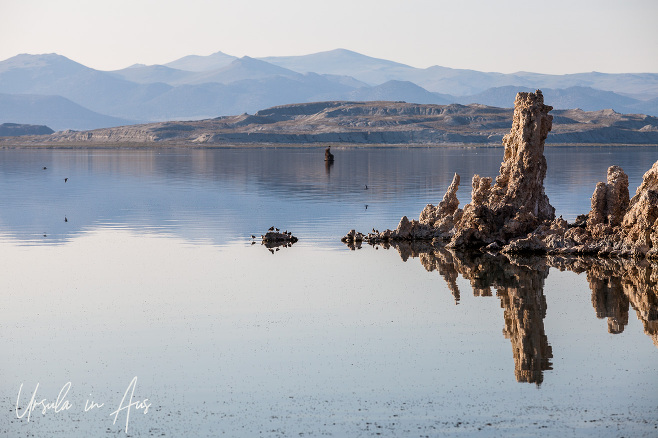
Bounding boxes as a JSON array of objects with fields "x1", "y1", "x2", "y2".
[{"x1": 1, "y1": 0, "x2": 656, "y2": 74}]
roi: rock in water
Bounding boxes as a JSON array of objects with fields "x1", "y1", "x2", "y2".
[
  {"x1": 261, "y1": 230, "x2": 298, "y2": 249},
  {"x1": 450, "y1": 90, "x2": 555, "y2": 247},
  {"x1": 324, "y1": 146, "x2": 334, "y2": 162},
  {"x1": 505, "y1": 160, "x2": 658, "y2": 258}
]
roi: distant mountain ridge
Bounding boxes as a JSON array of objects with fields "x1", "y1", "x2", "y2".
[
  {"x1": 163, "y1": 51, "x2": 236, "y2": 72},
  {"x1": 0, "y1": 50, "x2": 657, "y2": 133},
  {"x1": 259, "y1": 49, "x2": 658, "y2": 97},
  {"x1": 0, "y1": 93, "x2": 137, "y2": 131}
]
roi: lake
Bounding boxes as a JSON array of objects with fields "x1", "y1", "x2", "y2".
[{"x1": 1, "y1": 145, "x2": 657, "y2": 437}]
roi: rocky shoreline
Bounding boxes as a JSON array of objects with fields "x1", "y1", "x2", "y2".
[{"x1": 343, "y1": 90, "x2": 658, "y2": 260}]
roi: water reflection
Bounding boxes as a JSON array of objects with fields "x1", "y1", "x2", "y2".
[
  {"x1": 2, "y1": 146, "x2": 656, "y2": 246},
  {"x1": 561, "y1": 257, "x2": 658, "y2": 347},
  {"x1": 366, "y1": 240, "x2": 658, "y2": 384},
  {"x1": 444, "y1": 250, "x2": 553, "y2": 385},
  {"x1": 325, "y1": 159, "x2": 334, "y2": 176}
]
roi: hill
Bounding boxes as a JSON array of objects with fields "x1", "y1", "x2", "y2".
[
  {"x1": 4, "y1": 101, "x2": 658, "y2": 146},
  {"x1": 0, "y1": 93, "x2": 137, "y2": 131}
]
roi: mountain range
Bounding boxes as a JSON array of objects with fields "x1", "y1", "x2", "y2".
[{"x1": 1, "y1": 48, "x2": 657, "y2": 132}]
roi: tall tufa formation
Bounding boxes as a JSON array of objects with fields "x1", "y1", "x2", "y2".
[
  {"x1": 493, "y1": 90, "x2": 555, "y2": 219},
  {"x1": 450, "y1": 90, "x2": 555, "y2": 247}
]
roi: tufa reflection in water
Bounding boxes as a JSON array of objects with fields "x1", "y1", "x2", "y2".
[
  {"x1": 351, "y1": 240, "x2": 658, "y2": 384},
  {"x1": 549, "y1": 256, "x2": 658, "y2": 348}
]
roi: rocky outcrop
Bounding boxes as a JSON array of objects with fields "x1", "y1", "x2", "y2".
[
  {"x1": 343, "y1": 90, "x2": 658, "y2": 260},
  {"x1": 324, "y1": 146, "x2": 334, "y2": 162},
  {"x1": 589, "y1": 165, "x2": 630, "y2": 227},
  {"x1": 621, "y1": 161, "x2": 658, "y2": 257},
  {"x1": 451, "y1": 91, "x2": 555, "y2": 248},
  {"x1": 4, "y1": 100, "x2": 658, "y2": 146},
  {"x1": 493, "y1": 91, "x2": 555, "y2": 220},
  {"x1": 419, "y1": 173, "x2": 462, "y2": 232},
  {"x1": 505, "y1": 161, "x2": 658, "y2": 259},
  {"x1": 261, "y1": 230, "x2": 298, "y2": 249}
]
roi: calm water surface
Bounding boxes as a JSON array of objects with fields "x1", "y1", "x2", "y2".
[{"x1": 0, "y1": 146, "x2": 657, "y2": 437}]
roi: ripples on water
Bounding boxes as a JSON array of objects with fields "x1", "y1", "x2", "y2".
[
  {"x1": 0, "y1": 146, "x2": 657, "y2": 437},
  {"x1": 1, "y1": 146, "x2": 656, "y2": 246}
]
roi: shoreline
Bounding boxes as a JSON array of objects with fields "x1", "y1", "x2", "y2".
[{"x1": 2, "y1": 141, "x2": 658, "y2": 149}]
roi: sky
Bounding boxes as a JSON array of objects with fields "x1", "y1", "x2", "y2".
[{"x1": 1, "y1": 0, "x2": 657, "y2": 74}]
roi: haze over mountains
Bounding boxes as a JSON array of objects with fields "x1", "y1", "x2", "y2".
[{"x1": 1, "y1": 48, "x2": 657, "y2": 131}]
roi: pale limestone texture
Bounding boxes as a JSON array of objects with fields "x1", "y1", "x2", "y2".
[
  {"x1": 588, "y1": 165, "x2": 629, "y2": 227},
  {"x1": 419, "y1": 173, "x2": 462, "y2": 232},
  {"x1": 622, "y1": 160, "x2": 658, "y2": 257}
]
